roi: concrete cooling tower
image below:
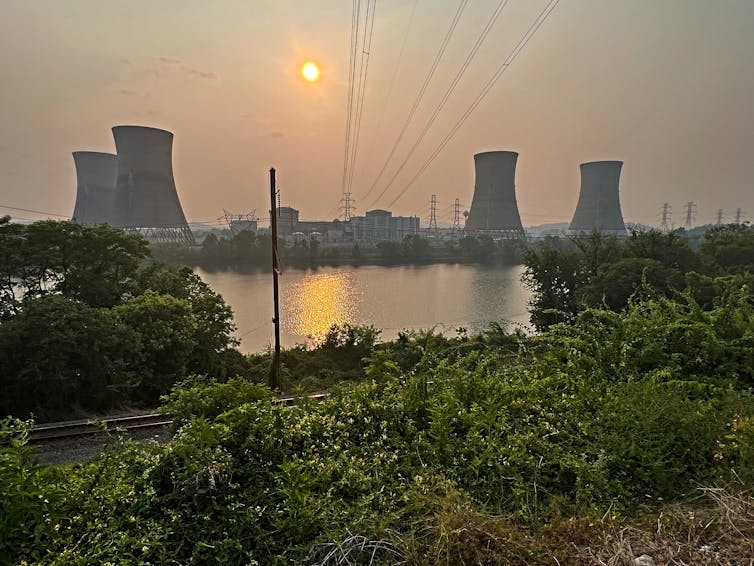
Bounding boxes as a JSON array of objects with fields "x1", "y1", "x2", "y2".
[
  {"x1": 464, "y1": 151, "x2": 525, "y2": 239},
  {"x1": 110, "y1": 125, "x2": 195, "y2": 245},
  {"x1": 71, "y1": 152, "x2": 117, "y2": 225},
  {"x1": 568, "y1": 161, "x2": 627, "y2": 236}
]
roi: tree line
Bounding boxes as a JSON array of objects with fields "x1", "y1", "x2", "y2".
[
  {"x1": 0, "y1": 218, "x2": 244, "y2": 419},
  {"x1": 524, "y1": 224, "x2": 754, "y2": 331}
]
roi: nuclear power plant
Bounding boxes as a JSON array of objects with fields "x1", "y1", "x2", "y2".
[
  {"x1": 70, "y1": 125, "x2": 194, "y2": 244},
  {"x1": 109, "y1": 126, "x2": 195, "y2": 245},
  {"x1": 71, "y1": 151, "x2": 118, "y2": 225},
  {"x1": 568, "y1": 160, "x2": 627, "y2": 236},
  {"x1": 464, "y1": 151, "x2": 525, "y2": 239}
]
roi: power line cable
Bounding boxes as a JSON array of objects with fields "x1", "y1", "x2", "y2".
[
  {"x1": 346, "y1": 0, "x2": 378, "y2": 197},
  {"x1": 360, "y1": 0, "x2": 469, "y2": 203},
  {"x1": 340, "y1": 0, "x2": 362, "y2": 197},
  {"x1": 367, "y1": 0, "x2": 510, "y2": 209},
  {"x1": 363, "y1": 0, "x2": 419, "y2": 163},
  {"x1": 384, "y1": 0, "x2": 561, "y2": 209},
  {"x1": 0, "y1": 204, "x2": 69, "y2": 218}
]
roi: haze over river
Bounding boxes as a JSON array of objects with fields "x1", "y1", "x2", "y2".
[{"x1": 196, "y1": 263, "x2": 532, "y2": 354}]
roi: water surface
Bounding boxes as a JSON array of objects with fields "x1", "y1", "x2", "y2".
[{"x1": 195, "y1": 263, "x2": 532, "y2": 353}]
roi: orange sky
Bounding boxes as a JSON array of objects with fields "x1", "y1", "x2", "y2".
[{"x1": 1, "y1": 0, "x2": 753, "y2": 228}]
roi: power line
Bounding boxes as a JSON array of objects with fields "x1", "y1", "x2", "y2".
[
  {"x1": 345, "y1": 0, "x2": 378, "y2": 198},
  {"x1": 384, "y1": 0, "x2": 561, "y2": 209},
  {"x1": 360, "y1": 0, "x2": 469, "y2": 203},
  {"x1": 340, "y1": 0, "x2": 363, "y2": 198},
  {"x1": 0, "y1": 204, "x2": 69, "y2": 218},
  {"x1": 366, "y1": 0, "x2": 511, "y2": 210},
  {"x1": 362, "y1": 0, "x2": 419, "y2": 162}
]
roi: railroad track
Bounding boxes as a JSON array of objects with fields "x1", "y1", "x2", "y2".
[{"x1": 23, "y1": 391, "x2": 331, "y2": 444}]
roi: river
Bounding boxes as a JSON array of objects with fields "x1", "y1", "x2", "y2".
[{"x1": 195, "y1": 263, "x2": 533, "y2": 354}]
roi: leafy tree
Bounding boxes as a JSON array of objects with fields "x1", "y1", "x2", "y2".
[
  {"x1": 401, "y1": 235, "x2": 430, "y2": 259},
  {"x1": 700, "y1": 223, "x2": 754, "y2": 273},
  {"x1": 0, "y1": 220, "x2": 148, "y2": 309},
  {"x1": 114, "y1": 291, "x2": 196, "y2": 403},
  {"x1": 623, "y1": 229, "x2": 698, "y2": 271},
  {"x1": 376, "y1": 240, "x2": 402, "y2": 261},
  {"x1": 136, "y1": 264, "x2": 237, "y2": 376},
  {"x1": 582, "y1": 257, "x2": 684, "y2": 310},
  {"x1": 0, "y1": 296, "x2": 137, "y2": 418},
  {"x1": 523, "y1": 238, "x2": 586, "y2": 330}
]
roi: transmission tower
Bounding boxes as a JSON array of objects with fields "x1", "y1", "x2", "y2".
[
  {"x1": 659, "y1": 202, "x2": 672, "y2": 231},
  {"x1": 341, "y1": 192, "x2": 355, "y2": 221},
  {"x1": 221, "y1": 210, "x2": 258, "y2": 235},
  {"x1": 716, "y1": 209, "x2": 725, "y2": 226},
  {"x1": 428, "y1": 194, "x2": 438, "y2": 234},
  {"x1": 683, "y1": 201, "x2": 697, "y2": 229},
  {"x1": 735, "y1": 207, "x2": 743, "y2": 224},
  {"x1": 452, "y1": 197, "x2": 461, "y2": 234}
]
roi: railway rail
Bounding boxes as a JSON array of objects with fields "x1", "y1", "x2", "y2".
[{"x1": 21, "y1": 391, "x2": 331, "y2": 444}]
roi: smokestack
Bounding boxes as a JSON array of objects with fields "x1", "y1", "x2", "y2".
[
  {"x1": 71, "y1": 152, "x2": 117, "y2": 225},
  {"x1": 465, "y1": 151, "x2": 525, "y2": 238},
  {"x1": 568, "y1": 161, "x2": 627, "y2": 235},
  {"x1": 110, "y1": 125, "x2": 195, "y2": 245}
]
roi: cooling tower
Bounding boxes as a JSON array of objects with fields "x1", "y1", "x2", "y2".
[
  {"x1": 111, "y1": 125, "x2": 195, "y2": 245},
  {"x1": 464, "y1": 151, "x2": 525, "y2": 239},
  {"x1": 71, "y1": 151, "x2": 118, "y2": 225},
  {"x1": 568, "y1": 161, "x2": 627, "y2": 235}
]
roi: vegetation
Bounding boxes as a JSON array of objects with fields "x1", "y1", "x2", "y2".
[
  {"x1": 0, "y1": 218, "x2": 242, "y2": 419},
  {"x1": 151, "y1": 230, "x2": 524, "y2": 268},
  {"x1": 523, "y1": 225, "x2": 754, "y2": 331},
  {"x1": 4, "y1": 221, "x2": 754, "y2": 563}
]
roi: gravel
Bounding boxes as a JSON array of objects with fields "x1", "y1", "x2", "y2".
[{"x1": 32, "y1": 426, "x2": 173, "y2": 467}]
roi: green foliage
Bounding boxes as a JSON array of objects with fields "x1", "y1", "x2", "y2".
[
  {"x1": 0, "y1": 296, "x2": 138, "y2": 418},
  {"x1": 0, "y1": 221, "x2": 244, "y2": 419},
  {"x1": 160, "y1": 375, "x2": 274, "y2": 428},
  {"x1": 0, "y1": 418, "x2": 65, "y2": 564},
  {"x1": 0, "y1": 219, "x2": 149, "y2": 310},
  {"x1": 700, "y1": 223, "x2": 754, "y2": 273},
  {"x1": 114, "y1": 291, "x2": 196, "y2": 402},
  {"x1": 524, "y1": 226, "x2": 754, "y2": 330}
]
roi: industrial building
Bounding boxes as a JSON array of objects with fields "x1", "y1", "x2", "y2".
[
  {"x1": 464, "y1": 151, "x2": 526, "y2": 239},
  {"x1": 350, "y1": 209, "x2": 421, "y2": 242},
  {"x1": 71, "y1": 151, "x2": 118, "y2": 225},
  {"x1": 568, "y1": 161, "x2": 627, "y2": 235},
  {"x1": 109, "y1": 125, "x2": 195, "y2": 245}
]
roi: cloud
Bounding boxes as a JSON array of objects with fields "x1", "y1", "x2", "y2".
[
  {"x1": 185, "y1": 68, "x2": 217, "y2": 80},
  {"x1": 155, "y1": 57, "x2": 217, "y2": 80},
  {"x1": 119, "y1": 89, "x2": 151, "y2": 98},
  {"x1": 268, "y1": 132, "x2": 285, "y2": 139}
]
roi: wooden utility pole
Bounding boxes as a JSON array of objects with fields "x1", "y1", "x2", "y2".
[{"x1": 269, "y1": 167, "x2": 282, "y2": 390}]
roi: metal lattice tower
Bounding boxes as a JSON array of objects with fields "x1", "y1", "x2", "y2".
[
  {"x1": 659, "y1": 202, "x2": 672, "y2": 231},
  {"x1": 222, "y1": 210, "x2": 258, "y2": 235},
  {"x1": 683, "y1": 201, "x2": 697, "y2": 229},
  {"x1": 716, "y1": 209, "x2": 725, "y2": 226},
  {"x1": 429, "y1": 194, "x2": 438, "y2": 234},
  {"x1": 341, "y1": 192, "x2": 354, "y2": 221},
  {"x1": 736, "y1": 207, "x2": 743, "y2": 224},
  {"x1": 452, "y1": 198, "x2": 461, "y2": 233}
]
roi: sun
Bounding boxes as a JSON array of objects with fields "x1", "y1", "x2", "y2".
[{"x1": 301, "y1": 61, "x2": 320, "y2": 82}]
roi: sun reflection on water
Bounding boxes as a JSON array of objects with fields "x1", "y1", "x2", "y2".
[{"x1": 283, "y1": 271, "x2": 359, "y2": 345}]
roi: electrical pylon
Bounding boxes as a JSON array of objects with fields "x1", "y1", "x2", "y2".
[
  {"x1": 429, "y1": 194, "x2": 438, "y2": 235},
  {"x1": 683, "y1": 201, "x2": 697, "y2": 229},
  {"x1": 659, "y1": 203, "x2": 672, "y2": 231}
]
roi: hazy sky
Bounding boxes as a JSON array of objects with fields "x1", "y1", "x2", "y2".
[{"x1": 1, "y1": 0, "x2": 753, "y2": 228}]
